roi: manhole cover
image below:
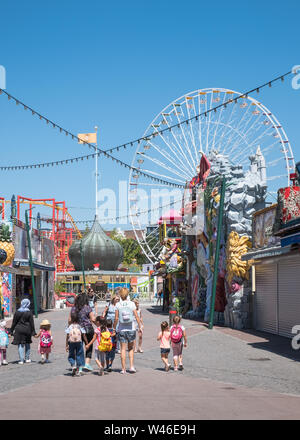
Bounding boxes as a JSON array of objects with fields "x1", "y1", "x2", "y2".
[{"x1": 248, "y1": 357, "x2": 271, "y2": 361}]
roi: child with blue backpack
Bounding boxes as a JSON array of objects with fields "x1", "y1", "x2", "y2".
[{"x1": 0, "y1": 320, "x2": 9, "y2": 366}]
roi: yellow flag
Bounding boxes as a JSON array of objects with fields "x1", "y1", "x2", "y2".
[{"x1": 77, "y1": 132, "x2": 97, "y2": 144}]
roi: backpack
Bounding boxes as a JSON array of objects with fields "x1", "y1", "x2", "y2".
[
  {"x1": 170, "y1": 325, "x2": 183, "y2": 343},
  {"x1": 40, "y1": 330, "x2": 52, "y2": 348},
  {"x1": 98, "y1": 331, "x2": 113, "y2": 352},
  {"x1": 118, "y1": 301, "x2": 134, "y2": 324},
  {"x1": 69, "y1": 324, "x2": 82, "y2": 343},
  {"x1": 0, "y1": 329, "x2": 9, "y2": 348}
]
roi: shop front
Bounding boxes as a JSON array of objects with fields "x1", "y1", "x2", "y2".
[{"x1": 244, "y1": 201, "x2": 300, "y2": 338}]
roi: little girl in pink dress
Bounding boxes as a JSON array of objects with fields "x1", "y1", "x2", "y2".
[{"x1": 35, "y1": 319, "x2": 53, "y2": 364}]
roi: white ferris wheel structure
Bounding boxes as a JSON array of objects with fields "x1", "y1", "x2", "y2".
[{"x1": 128, "y1": 87, "x2": 295, "y2": 263}]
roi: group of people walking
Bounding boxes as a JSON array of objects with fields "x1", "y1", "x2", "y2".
[{"x1": 0, "y1": 288, "x2": 187, "y2": 375}]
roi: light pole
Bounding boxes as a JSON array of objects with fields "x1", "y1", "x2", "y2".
[
  {"x1": 208, "y1": 176, "x2": 226, "y2": 330},
  {"x1": 80, "y1": 240, "x2": 86, "y2": 292},
  {"x1": 25, "y1": 208, "x2": 38, "y2": 318}
]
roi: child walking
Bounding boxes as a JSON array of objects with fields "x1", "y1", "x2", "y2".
[
  {"x1": 35, "y1": 319, "x2": 53, "y2": 364},
  {"x1": 105, "y1": 318, "x2": 116, "y2": 372},
  {"x1": 157, "y1": 321, "x2": 171, "y2": 371},
  {"x1": 86, "y1": 316, "x2": 112, "y2": 376},
  {"x1": 66, "y1": 311, "x2": 88, "y2": 376},
  {"x1": 170, "y1": 315, "x2": 187, "y2": 371},
  {"x1": 133, "y1": 300, "x2": 144, "y2": 353},
  {"x1": 0, "y1": 320, "x2": 9, "y2": 366}
]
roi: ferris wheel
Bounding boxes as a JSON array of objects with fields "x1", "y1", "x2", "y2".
[{"x1": 128, "y1": 87, "x2": 295, "y2": 263}]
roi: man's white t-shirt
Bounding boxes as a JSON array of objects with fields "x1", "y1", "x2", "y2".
[{"x1": 116, "y1": 299, "x2": 136, "y2": 332}]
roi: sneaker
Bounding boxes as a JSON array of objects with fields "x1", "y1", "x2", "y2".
[
  {"x1": 107, "y1": 364, "x2": 112, "y2": 372},
  {"x1": 178, "y1": 364, "x2": 184, "y2": 371},
  {"x1": 18, "y1": 361, "x2": 24, "y2": 365},
  {"x1": 71, "y1": 367, "x2": 77, "y2": 376},
  {"x1": 41, "y1": 358, "x2": 45, "y2": 364},
  {"x1": 2, "y1": 360, "x2": 8, "y2": 365},
  {"x1": 76, "y1": 368, "x2": 82, "y2": 376},
  {"x1": 120, "y1": 369, "x2": 126, "y2": 374},
  {"x1": 129, "y1": 367, "x2": 137, "y2": 374},
  {"x1": 83, "y1": 364, "x2": 93, "y2": 371},
  {"x1": 25, "y1": 359, "x2": 31, "y2": 363},
  {"x1": 165, "y1": 364, "x2": 170, "y2": 372},
  {"x1": 45, "y1": 359, "x2": 50, "y2": 364}
]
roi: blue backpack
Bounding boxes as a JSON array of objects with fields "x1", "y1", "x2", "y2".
[{"x1": 0, "y1": 329, "x2": 9, "y2": 348}]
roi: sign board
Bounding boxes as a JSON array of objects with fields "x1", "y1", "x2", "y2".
[
  {"x1": 252, "y1": 204, "x2": 280, "y2": 249},
  {"x1": 142, "y1": 264, "x2": 154, "y2": 273}
]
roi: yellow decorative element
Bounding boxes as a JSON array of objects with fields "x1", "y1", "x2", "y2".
[{"x1": 226, "y1": 231, "x2": 253, "y2": 284}]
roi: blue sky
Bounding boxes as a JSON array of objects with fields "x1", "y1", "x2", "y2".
[{"x1": 0, "y1": 0, "x2": 299, "y2": 229}]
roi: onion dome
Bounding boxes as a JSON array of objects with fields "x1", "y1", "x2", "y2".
[{"x1": 68, "y1": 215, "x2": 124, "y2": 271}]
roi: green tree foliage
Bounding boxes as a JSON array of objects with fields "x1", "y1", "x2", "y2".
[{"x1": 109, "y1": 229, "x2": 147, "y2": 266}]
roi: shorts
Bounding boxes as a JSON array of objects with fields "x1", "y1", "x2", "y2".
[
  {"x1": 160, "y1": 348, "x2": 170, "y2": 355},
  {"x1": 106, "y1": 348, "x2": 116, "y2": 363},
  {"x1": 119, "y1": 330, "x2": 136, "y2": 344},
  {"x1": 172, "y1": 341, "x2": 183, "y2": 357},
  {"x1": 95, "y1": 349, "x2": 106, "y2": 364}
]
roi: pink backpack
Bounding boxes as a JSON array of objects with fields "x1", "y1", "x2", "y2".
[
  {"x1": 170, "y1": 325, "x2": 183, "y2": 343},
  {"x1": 40, "y1": 330, "x2": 52, "y2": 348}
]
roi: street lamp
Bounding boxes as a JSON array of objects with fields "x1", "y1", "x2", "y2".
[
  {"x1": 25, "y1": 208, "x2": 38, "y2": 318},
  {"x1": 80, "y1": 240, "x2": 86, "y2": 292}
]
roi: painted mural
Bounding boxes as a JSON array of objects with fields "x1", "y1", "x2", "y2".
[{"x1": 0, "y1": 272, "x2": 12, "y2": 316}]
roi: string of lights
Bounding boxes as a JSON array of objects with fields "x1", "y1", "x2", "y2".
[
  {"x1": 31, "y1": 197, "x2": 183, "y2": 225},
  {"x1": 0, "y1": 69, "x2": 293, "y2": 183}
]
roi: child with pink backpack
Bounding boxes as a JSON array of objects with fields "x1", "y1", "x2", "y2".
[
  {"x1": 170, "y1": 315, "x2": 187, "y2": 371},
  {"x1": 34, "y1": 319, "x2": 53, "y2": 364}
]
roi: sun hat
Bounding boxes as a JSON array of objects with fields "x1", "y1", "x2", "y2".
[{"x1": 40, "y1": 319, "x2": 51, "y2": 327}]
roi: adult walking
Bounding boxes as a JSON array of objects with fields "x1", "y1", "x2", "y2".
[
  {"x1": 113, "y1": 288, "x2": 143, "y2": 374},
  {"x1": 68, "y1": 292, "x2": 95, "y2": 372},
  {"x1": 87, "y1": 287, "x2": 98, "y2": 316},
  {"x1": 9, "y1": 298, "x2": 37, "y2": 365}
]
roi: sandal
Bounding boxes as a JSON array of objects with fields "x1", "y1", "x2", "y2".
[
  {"x1": 120, "y1": 369, "x2": 126, "y2": 374},
  {"x1": 138, "y1": 349, "x2": 143, "y2": 353},
  {"x1": 129, "y1": 367, "x2": 137, "y2": 373}
]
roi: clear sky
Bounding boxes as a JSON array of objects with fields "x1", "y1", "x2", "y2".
[{"x1": 0, "y1": 0, "x2": 299, "y2": 230}]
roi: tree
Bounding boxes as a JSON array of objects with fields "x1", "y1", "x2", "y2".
[{"x1": 109, "y1": 229, "x2": 147, "y2": 266}]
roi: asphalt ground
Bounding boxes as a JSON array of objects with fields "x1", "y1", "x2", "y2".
[{"x1": 0, "y1": 303, "x2": 300, "y2": 420}]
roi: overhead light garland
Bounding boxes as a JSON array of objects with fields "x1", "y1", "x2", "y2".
[{"x1": 0, "y1": 69, "x2": 293, "y2": 185}]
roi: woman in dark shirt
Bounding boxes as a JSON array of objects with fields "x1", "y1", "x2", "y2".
[
  {"x1": 10, "y1": 298, "x2": 37, "y2": 364},
  {"x1": 68, "y1": 293, "x2": 95, "y2": 372}
]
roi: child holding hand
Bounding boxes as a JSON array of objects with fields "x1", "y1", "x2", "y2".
[
  {"x1": 86, "y1": 316, "x2": 112, "y2": 376},
  {"x1": 157, "y1": 321, "x2": 171, "y2": 372}
]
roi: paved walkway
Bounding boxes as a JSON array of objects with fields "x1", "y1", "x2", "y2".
[{"x1": 1, "y1": 304, "x2": 300, "y2": 419}]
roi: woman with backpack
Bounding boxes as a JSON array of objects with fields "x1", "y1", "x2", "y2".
[
  {"x1": 113, "y1": 288, "x2": 143, "y2": 374},
  {"x1": 170, "y1": 315, "x2": 187, "y2": 371},
  {"x1": 68, "y1": 293, "x2": 96, "y2": 372},
  {"x1": 34, "y1": 319, "x2": 53, "y2": 364},
  {"x1": 9, "y1": 298, "x2": 37, "y2": 365}
]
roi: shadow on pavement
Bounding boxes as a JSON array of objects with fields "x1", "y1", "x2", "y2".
[
  {"x1": 217, "y1": 327, "x2": 300, "y2": 362},
  {"x1": 146, "y1": 306, "x2": 169, "y2": 315}
]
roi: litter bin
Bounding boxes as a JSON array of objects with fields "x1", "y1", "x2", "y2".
[{"x1": 169, "y1": 306, "x2": 177, "y2": 327}]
